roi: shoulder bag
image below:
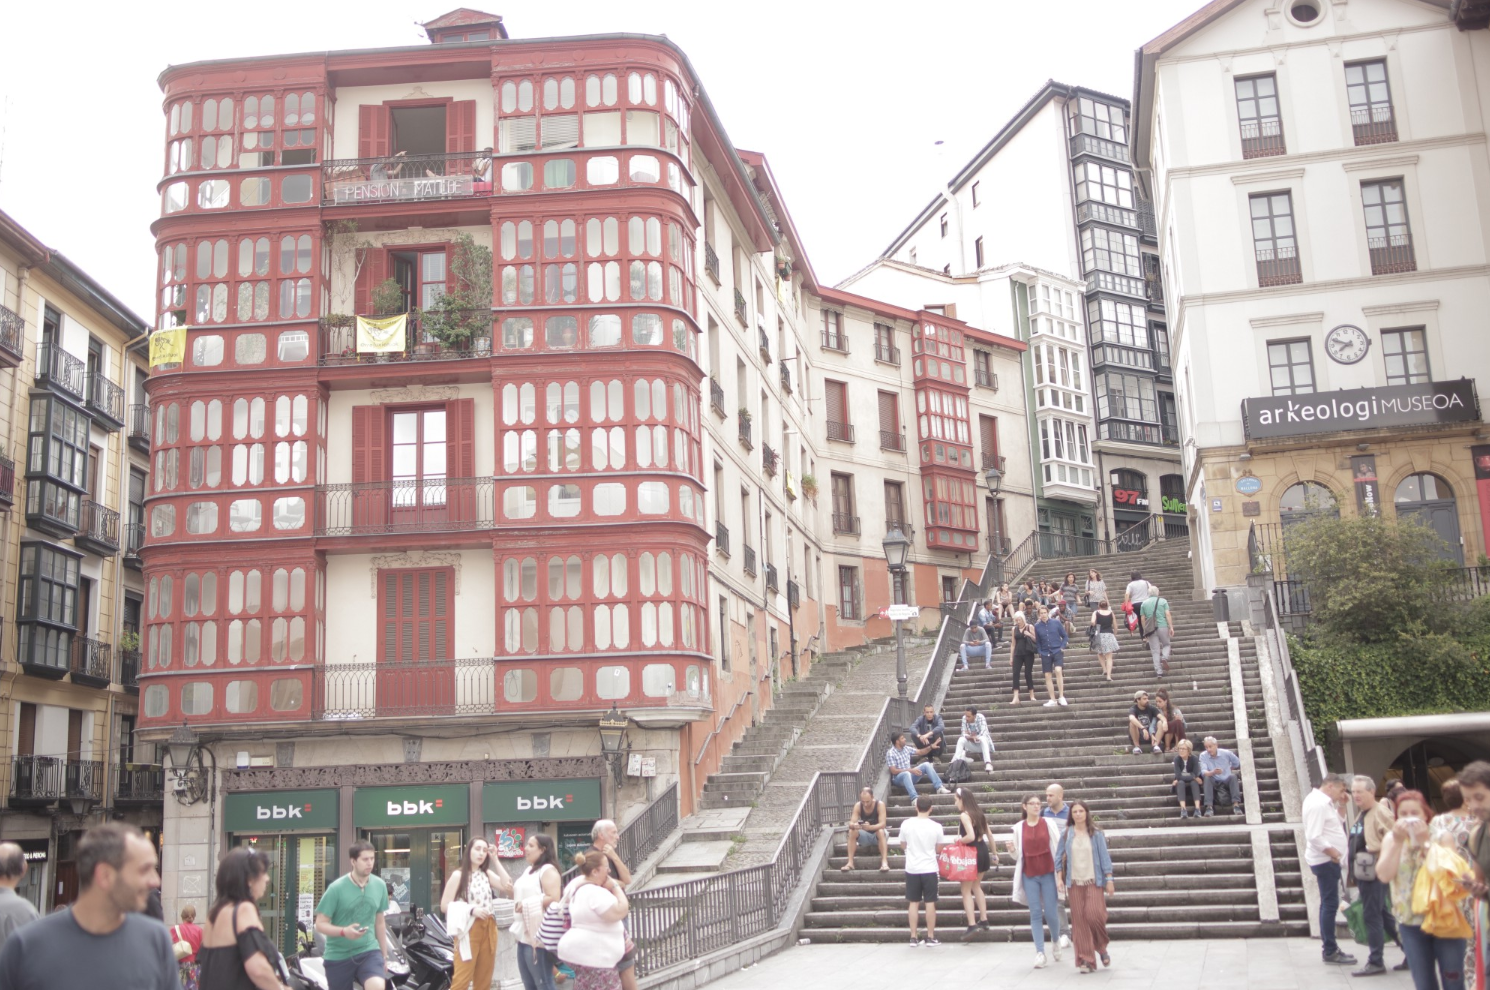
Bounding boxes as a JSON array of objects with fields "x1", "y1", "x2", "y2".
[{"x1": 170, "y1": 924, "x2": 194, "y2": 961}]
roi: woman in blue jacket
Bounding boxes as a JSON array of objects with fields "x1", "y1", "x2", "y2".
[{"x1": 1057, "y1": 800, "x2": 1114, "y2": 973}]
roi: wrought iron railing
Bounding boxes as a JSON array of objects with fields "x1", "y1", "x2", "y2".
[
  {"x1": 778, "y1": 363, "x2": 791, "y2": 393},
  {"x1": 715, "y1": 522, "x2": 730, "y2": 557},
  {"x1": 1368, "y1": 236, "x2": 1416, "y2": 275},
  {"x1": 9, "y1": 756, "x2": 103, "y2": 804},
  {"x1": 742, "y1": 545, "x2": 757, "y2": 577},
  {"x1": 0, "y1": 452, "x2": 13, "y2": 505},
  {"x1": 1240, "y1": 117, "x2": 1286, "y2": 159},
  {"x1": 874, "y1": 341, "x2": 900, "y2": 365},
  {"x1": 129, "y1": 404, "x2": 151, "y2": 448},
  {"x1": 124, "y1": 522, "x2": 145, "y2": 564},
  {"x1": 974, "y1": 368, "x2": 998, "y2": 389},
  {"x1": 321, "y1": 149, "x2": 492, "y2": 204},
  {"x1": 825, "y1": 421, "x2": 854, "y2": 443},
  {"x1": 119, "y1": 649, "x2": 141, "y2": 690},
  {"x1": 1351, "y1": 106, "x2": 1397, "y2": 146},
  {"x1": 36, "y1": 343, "x2": 87, "y2": 401},
  {"x1": 311, "y1": 657, "x2": 497, "y2": 719},
  {"x1": 315, "y1": 477, "x2": 495, "y2": 536},
  {"x1": 733, "y1": 289, "x2": 748, "y2": 326},
  {"x1": 758, "y1": 328, "x2": 772, "y2": 363},
  {"x1": 831, "y1": 513, "x2": 860, "y2": 535},
  {"x1": 821, "y1": 328, "x2": 848, "y2": 353},
  {"x1": 1256, "y1": 246, "x2": 1302, "y2": 287},
  {"x1": 78, "y1": 500, "x2": 121, "y2": 553},
  {"x1": 69, "y1": 636, "x2": 113, "y2": 686},
  {"x1": 737, "y1": 417, "x2": 753, "y2": 449},
  {"x1": 618, "y1": 781, "x2": 678, "y2": 870},
  {"x1": 1261, "y1": 582, "x2": 1327, "y2": 788},
  {"x1": 981, "y1": 453, "x2": 1006, "y2": 474},
  {"x1": 115, "y1": 763, "x2": 165, "y2": 803},
  {"x1": 319, "y1": 313, "x2": 493, "y2": 367},
  {"x1": 0, "y1": 303, "x2": 23, "y2": 365},
  {"x1": 86, "y1": 373, "x2": 126, "y2": 425},
  {"x1": 879, "y1": 431, "x2": 905, "y2": 452},
  {"x1": 704, "y1": 243, "x2": 721, "y2": 285},
  {"x1": 710, "y1": 378, "x2": 726, "y2": 417},
  {"x1": 761, "y1": 444, "x2": 779, "y2": 477},
  {"x1": 764, "y1": 563, "x2": 778, "y2": 593}
]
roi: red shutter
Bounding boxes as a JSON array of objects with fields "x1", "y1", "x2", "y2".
[
  {"x1": 877, "y1": 391, "x2": 898, "y2": 436},
  {"x1": 979, "y1": 415, "x2": 1000, "y2": 465},
  {"x1": 353, "y1": 250, "x2": 387, "y2": 318},
  {"x1": 446, "y1": 100, "x2": 477, "y2": 154},
  {"x1": 375, "y1": 568, "x2": 456, "y2": 715},
  {"x1": 351, "y1": 405, "x2": 388, "y2": 530},
  {"x1": 825, "y1": 380, "x2": 847, "y2": 424},
  {"x1": 358, "y1": 105, "x2": 390, "y2": 159},
  {"x1": 446, "y1": 398, "x2": 476, "y2": 524}
]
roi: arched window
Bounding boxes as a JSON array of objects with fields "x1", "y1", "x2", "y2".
[
  {"x1": 1110, "y1": 469, "x2": 1147, "y2": 493},
  {"x1": 1394, "y1": 472, "x2": 1462, "y2": 563},
  {"x1": 1279, "y1": 481, "x2": 1338, "y2": 526}
]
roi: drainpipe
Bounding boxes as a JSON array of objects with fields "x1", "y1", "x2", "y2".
[{"x1": 0, "y1": 265, "x2": 27, "y2": 810}]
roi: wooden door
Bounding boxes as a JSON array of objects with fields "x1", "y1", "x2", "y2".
[{"x1": 54, "y1": 862, "x2": 78, "y2": 908}]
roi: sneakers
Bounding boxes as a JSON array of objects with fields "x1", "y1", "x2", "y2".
[
  {"x1": 1152, "y1": 744, "x2": 1163, "y2": 754},
  {"x1": 960, "y1": 925, "x2": 977, "y2": 942},
  {"x1": 1033, "y1": 952, "x2": 1047, "y2": 969},
  {"x1": 1055, "y1": 933, "x2": 1068, "y2": 959},
  {"x1": 1203, "y1": 807, "x2": 1215, "y2": 817},
  {"x1": 1324, "y1": 950, "x2": 1359, "y2": 966},
  {"x1": 1179, "y1": 808, "x2": 1190, "y2": 819},
  {"x1": 936, "y1": 786, "x2": 950, "y2": 794},
  {"x1": 1351, "y1": 963, "x2": 1387, "y2": 977},
  {"x1": 1043, "y1": 700, "x2": 1059, "y2": 707},
  {"x1": 1132, "y1": 746, "x2": 1143, "y2": 755},
  {"x1": 924, "y1": 938, "x2": 941, "y2": 947},
  {"x1": 1393, "y1": 961, "x2": 1410, "y2": 972},
  {"x1": 909, "y1": 938, "x2": 920, "y2": 947},
  {"x1": 984, "y1": 763, "x2": 994, "y2": 773},
  {"x1": 1057, "y1": 696, "x2": 1069, "y2": 706}
]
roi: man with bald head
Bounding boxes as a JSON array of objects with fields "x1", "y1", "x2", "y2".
[{"x1": 0, "y1": 842, "x2": 38, "y2": 941}]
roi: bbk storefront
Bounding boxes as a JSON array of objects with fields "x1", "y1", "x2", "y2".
[
  {"x1": 224, "y1": 789, "x2": 339, "y2": 959},
  {"x1": 354, "y1": 784, "x2": 468, "y2": 917}
]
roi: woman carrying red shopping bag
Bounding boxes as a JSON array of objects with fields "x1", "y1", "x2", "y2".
[{"x1": 949, "y1": 788, "x2": 995, "y2": 940}]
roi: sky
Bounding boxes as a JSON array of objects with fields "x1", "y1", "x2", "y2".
[{"x1": 0, "y1": 0, "x2": 1204, "y2": 321}]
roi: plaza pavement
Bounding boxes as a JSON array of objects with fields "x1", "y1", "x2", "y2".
[{"x1": 702, "y1": 939, "x2": 1417, "y2": 989}]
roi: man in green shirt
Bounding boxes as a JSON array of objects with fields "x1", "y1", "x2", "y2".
[{"x1": 314, "y1": 841, "x2": 391, "y2": 990}]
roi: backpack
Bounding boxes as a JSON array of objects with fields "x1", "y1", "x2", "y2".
[
  {"x1": 945, "y1": 758, "x2": 973, "y2": 785},
  {"x1": 1140, "y1": 598, "x2": 1163, "y2": 637}
]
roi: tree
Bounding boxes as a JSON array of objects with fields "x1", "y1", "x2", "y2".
[
  {"x1": 418, "y1": 233, "x2": 493, "y2": 349},
  {"x1": 1281, "y1": 514, "x2": 1459, "y2": 643}
]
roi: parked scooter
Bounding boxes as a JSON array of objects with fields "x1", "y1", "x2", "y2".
[{"x1": 400, "y1": 906, "x2": 455, "y2": 990}]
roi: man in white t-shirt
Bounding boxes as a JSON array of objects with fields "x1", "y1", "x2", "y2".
[
  {"x1": 894, "y1": 795, "x2": 954, "y2": 947},
  {"x1": 1302, "y1": 774, "x2": 1357, "y2": 968}
]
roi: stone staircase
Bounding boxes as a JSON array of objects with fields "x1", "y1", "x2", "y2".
[{"x1": 801, "y1": 538, "x2": 1310, "y2": 942}]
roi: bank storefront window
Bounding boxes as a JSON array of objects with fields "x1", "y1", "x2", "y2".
[
  {"x1": 225, "y1": 788, "x2": 338, "y2": 958},
  {"x1": 482, "y1": 777, "x2": 604, "y2": 870},
  {"x1": 353, "y1": 784, "x2": 468, "y2": 917}
]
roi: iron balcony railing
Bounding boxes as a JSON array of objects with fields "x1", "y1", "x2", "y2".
[
  {"x1": 761, "y1": 444, "x2": 779, "y2": 477},
  {"x1": 69, "y1": 636, "x2": 113, "y2": 688},
  {"x1": 0, "y1": 303, "x2": 23, "y2": 368},
  {"x1": 988, "y1": 533, "x2": 1012, "y2": 554},
  {"x1": 124, "y1": 522, "x2": 145, "y2": 567},
  {"x1": 874, "y1": 341, "x2": 900, "y2": 365},
  {"x1": 981, "y1": 454, "x2": 1006, "y2": 475},
  {"x1": 311, "y1": 657, "x2": 497, "y2": 720},
  {"x1": 77, "y1": 500, "x2": 121, "y2": 555},
  {"x1": 733, "y1": 289, "x2": 748, "y2": 326},
  {"x1": 715, "y1": 521, "x2": 730, "y2": 557},
  {"x1": 321, "y1": 149, "x2": 492, "y2": 205},
  {"x1": 0, "y1": 452, "x2": 13, "y2": 506},
  {"x1": 36, "y1": 343, "x2": 86, "y2": 401},
  {"x1": 704, "y1": 243, "x2": 721, "y2": 285},
  {"x1": 128, "y1": 404, "x2": 151, "y2": 450},
  {"x1": 85, "y1": 373, "x2": 126, "y2": 427},
  {"x1": 787, "y1": 579, "x2": 800, "y2": 609},
  {"x1": 9, "y1": 756, "x2": 103, "y2": 805},
  {"x1": 315, "y1": 477, "x2": 495, "y2": 537},
  {"x1": 974, "y1": 368, "x2": 999, "y2": 390},
  {"x1": 1351, "y1": 106, "x2": 1398, "y2": 146},
  {"x1": 832, "y1": 513, "x2": 860, "y2": 536},
  {"x1": 778, "y1": 363, "x2": 791, "y2": 393},
  {"x1": 1240, "y1": 117, "x2": 1287, "y2": 159},
  {"x1": 710, "y1": 379, "x2": 726, "y2": 417},
  {"x1": 319, "y1": 312, "x2": 493, "y2": 367},
  {"x1": 821, "y1": 328, "x2": 849, "y2": 353},
  {"x1": 115, "y1": 764, "x2": 165, "y2": 804},
  {"x1": 1145, "y1": 276, "x2": 1165, "y2": 306},
  {"x1": 879, "y1": 430, "x2": 905, "y2": 452},
  {"x1": 1256, "y1": 246, "x2": 1302, "y2": 287},
  {"x1": 758, "y1": 328, "x2": 772, "y2": 364},
  {"x1": 825, "y1": 421, "x2": 854, "y2": 443},
  {"x1": 737, "y1": 417, "x2": 753, "y2": 449},
  {"x1": 119, "y1": 649, "x2": 141, "y2": 690},
  {"x1": 1368, "y1": 236, "x2": 1416, "y2": 275},
  {"x1": 764, "y1": 562, "x2": 778, "y2": 593},
  {"x1": 742, "y1": 545, "x2": 757, "y2": 577}
]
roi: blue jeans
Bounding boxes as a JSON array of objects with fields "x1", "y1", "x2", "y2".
[
  {"x1": 517, "y1": 943, "x2": 557, "y2": 990},
  {"x1": 1309, "y1": 860, "x2": 1342, "y2": 958},
  {"x1": 1022, "y1": 872, "x2": 1062, "y2": 954},
  {"x1": 1399, "y1": 923, "x2": 1467, "y2": 990},
  {"x1": 959, "y1": 643, "x2": 992, "y2": 668},
  {"x1": 893, "y1": 764, "x2": 943, "y2": 800}
]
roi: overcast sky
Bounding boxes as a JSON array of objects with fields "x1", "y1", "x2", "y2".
[{"x1": 0, "y1": 0, "x2": 1202, "y2": 321}]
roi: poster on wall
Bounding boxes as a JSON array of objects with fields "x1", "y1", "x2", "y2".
[
  {"x1": 1351, "y1": 454, "x2": 1381, "y2": 517},
  {"x1": 493, "y1": 827, "x2": 526, "y2": 859},
  {"x1": 1471, "y1": 445, "x2": 1490, "y2": 558}
]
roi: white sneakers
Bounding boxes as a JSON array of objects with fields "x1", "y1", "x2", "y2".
[
  {"x1": 1058, "y1": 696, "x2": 1068, "y2": 706},
  {"x1": 1034, "y1": 952, "x2": 1047, "y2": 968},
  {"x1": 1043, "y1": 700, "x2": 1059, "y2": 707},
  {"x1": 1056, "y1": 934, "x2": 1069, "y2": 960},
  {"x1": 984, "y1": 763, "x2": 994, "y2": 773}
]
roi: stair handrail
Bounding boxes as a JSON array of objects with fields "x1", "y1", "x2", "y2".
[
  {"x1": 1261, "y1": 578, "x2": 1327, "y2": 789},
  {"x1": 1113, "y1": 513, "x2": 1161, "y2": 552},
  {"x1": 1000, "y1": 531, "x2": 1042, "y2": 585},
  {"x1": 693, "y1": 690, "x2": 753, "y2": 766}
]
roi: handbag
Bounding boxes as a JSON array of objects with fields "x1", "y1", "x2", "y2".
[
  {"x1": 937, "y1": 843, "x2": 979, "y2": 882},
  {"x1": 538, "y1": 893, "x2": 572, "y2": 952},
  {"x1": 1344, "y1": 897, "x2": 1368, "y2": 945},
  {"x1": 170, "y1": 925, "x2": 193, "y2": 961}
]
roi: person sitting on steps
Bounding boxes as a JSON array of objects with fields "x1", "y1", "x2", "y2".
[
  {"x1": 842, "y1": 786, "x2": 890, "y2": 872},
  {"x1": 1128, "y1": 690, "x2": 1167, "y2": 756},
  {"x1": 910, "y1": 705, "x2": 946, "y2": 763},
  {"x1": 887, "y1": 731, "x2": 948, "y2": 800},
  {"x1": 958, "y1": 619, "x2": 993, "y2": 671},
  {"x1": 1172, "y1": 739, "x2": 1203, "y2": 818},
  {"x1": 953, "y1": 707, "x2": 995, "y2": 774},
  {"x1": 1199, "y1": 736, "x2": 1243, "y2": 816}
]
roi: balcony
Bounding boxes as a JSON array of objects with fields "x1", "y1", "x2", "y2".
[
  {"x1": 128, "y1": 404, "x2": 151, "y2": 452},
  {"x1": 762, "y1": 444, "x2": 779, "y2": 477},
  {"x1": 69, "y1": 636, "x2": 112, "y2": 689},
  {"x1": 738, "y1": 417, "x2": 753, "y2": 450},
  {"x1": 779, "y1": 363, "x2": 792, "y2": 394},
  {"x1": 975, "y1": 368, "x2": 999, "y2": 391},
  {"x1": 710, "y1": 378, "x2": 726, "y2": 418},
  {"x1": 787, "y1": 579, "x2": 801, "y2": 609},
  {"x1": 1085, "y1": 271, "x2": 1147, "y2": 298},
  {"x1": 0, "y1": 303, "x2": 23, "y2": 369},
  {"x1": 1091, "y1": 343, "x2": 1157, "y2": 371},
  {"x1": 758, "y1": 327, "x2": 772, "y2": 364},
  {"x1": 826, "y1": 421, "x2": 855, "y2": 444},
  {"x1": 1240, "y1": 118, "x2": 1286, "y2": 159},
  {"x1": 119, "y1": 648, "x2": 141, "y2": 691},
  {"x1": 1068, "y1": 130, "x2": 1131, "y2": 163},
  {"x1": 734, "y1": 289, "x2": 748, "y2": 327},
  {"x1": 1369, "y1": 236, "x2": 1416, "y2": 275},
  {"x1": 319, "y1": 312, "x2": 493, "y2": 368},
  {"x1": 26, "y1": 480, "x2": 82, "y2": 540},
  {"x1": 822, "y1": 328, "x2": 849, "y2": 354},
  {"x1": 715, "y1": 521, "x2": 730, "y2": 557},
  {"x1": 124, "y1": 523, "x2": 144, "y2": 570},
  {"x1": 1075, "y1": 201, "x2": 1138, "y2": 229},
  {"x1": 743, "y1": 545, "x2": 757, "y2": 577},
  {"x1": 765, "y1": 562, "x2": 779, "y2": 593},
  {"x1": 0, "y1": 452, "x2": 13, "y2": 507},
  {"x1": 874, "y1": 342, "x2": 900, "y2": 365},
  {"x1": 1145, "y1": 276, "x2": 1165, "y2": 307},
  {"x1": 9, "y1": 756, "x2": 102, "y2": 808},
  {"x1": 982, "y1": 454, "x2": 1007, "y2": 475},
  {"x1": 322, "y1": 149, "x2": 492, "y2": 205},
  {"x1": 76, "y1": 500, "x2": 120, "y2": 556},
  {"x1": 115, "y1": 764, "x2": 165, "y2": 805},
  {"x1": 1256, "y1": 246, "x2": 1302, "y2": 287},
  {"x1": 85, "y1": 373, "x2": 126, "y2": 430},
  {"x1": 832, "y1": 513, "x2": 861, "y2": 536},
  {"x1": 1352, "y1": 106, "x2": 1398, "y2": 146},
  {"x1": 704, "y1": 243, "x2": 721, "y2": 285},
  {"x1": 35, "y1": 344, "x2": 86, "y2": 402},
  {"x1": 880, "y1": 430, "x2": 906, "y2": 453},
  {"x1": 1100, "y1": 419, "x2": 1167, "y2": 445},
  {"x1": 315, "y1": 477, "x2": 494, "y2": 538}
]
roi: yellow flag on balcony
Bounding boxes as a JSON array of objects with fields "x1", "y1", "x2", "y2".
[
  {"x1": 356, "y1": 314, "x2": 407, "y2": 353},
  {"x1": 148, "y1": 326, "x2": 187, "y2": 367}
]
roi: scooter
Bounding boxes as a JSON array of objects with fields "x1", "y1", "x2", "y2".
[
  {"x1": 400, "y1": 907, "x2": 455, "y2": 990},
  {"x1": 286, "y1": 946, "x2": 413, "y2": 990}
]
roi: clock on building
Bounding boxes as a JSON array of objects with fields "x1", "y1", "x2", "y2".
[{"x1": 1325, "y1": 324, "x2": 1370, "y2": 364}]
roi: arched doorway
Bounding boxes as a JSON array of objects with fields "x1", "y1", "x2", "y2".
[
  {"x1": 1279, "y1": 481, "x2": 1338, "y2": 531},
  {"x1": 1394, "y1": 473, "x2": 1462, "y2": 564}
]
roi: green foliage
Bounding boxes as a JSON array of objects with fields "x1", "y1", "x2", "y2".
[
  {"x1": 119, "y1": 630, "x2": 140, "y2": 652},
  {"x1": 370, "y1": 278, "x2": 406, "y2": 317},
  {"x1": 1280, "y1": 514, "x2": 1461, "y2": 643},
  {"x1": 1291, "y1": 631, "x2": 1490, "y2": 745},
  {"x1": 418, "y1": 233, "x2": 493, "y2": 348}
]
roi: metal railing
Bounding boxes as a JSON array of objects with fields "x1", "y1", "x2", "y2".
[
  {"x1": 78, "y1": 500, "x2": 120, "y2": 553},
  {"x1": 880, "y1": 430, "x2": 905, "y2": 452},
  {"x1": 831, "y1": 513, "x2": 860, "y2": 535},
  {"x1": 618, "y1": 781, "x2": 678, "y2": 870},
  {"x1": 311, "y1": 657, "x2": 497, "y2": 719},
  {"x1": 116, "y1": 764, "x2": 165, "y2": 803},
  {"x1": 761, "y1": 444, "x2": 779, "y2": 477},
  {"x1": 733, "y1": 289, "x2": 748, "y2": 326},
  {"x1": 1256, "y1": 246, "x2": 1302, "y2": 287},
  {"x1": 1368, "y1": 236, "x2": 1416, "y2": 275},
  {"x1": 821, "y1": 328, "x2": 849, "y2": 353},
  {"x1": 321, "y1": 149, "x2": 492, "y2": 204},
  {"x1": 981, "y1": 454, "x2": 1006, "y2": 474},
  {"x1": 119, "y1": 649, "x2": 141, "y2": 690},
  {"x1": 764, "y1": 563, "x2": 778, "y2": 593},
  {"x1": 825, "y1": 421, "x2": 854, "y2": 443},
  {"x1": 0, "y1": 452, "x2": 13, "y2": 505},
  {"x1": 0, "y1": 303, "x2": 23, "y2": 365},
  {"x1": 737, "y1": 418, "x2": 753, "y2": 449},
  {"x1": 69, "y1": 636, "x2": 113, "y2": 685},
  {"x1": 1351, "y1": 106, "x2": 1397, "y2": 146},
  {"x1": 715, "y1": 522, "x2": 730, "y2": 557},
  {"x1": 36, "y1": 343, "x2": 86, "y2": 401},
  {"x1": 319, "y1": 313, "x2": 493, "y2": 366},
  {"x1": 124, "y1": 522, "x2": 145, "y2": 564},
  {"x1": 129, "y1": 404, "x2": 151, "y2": 449},
  {"x1": 9, "y1": 756, "x2": 103, "y2": 804},
  {"x1": 704, "y1": 243, "x2": 721, "y2": 285},
  {"x1": 315, "y1": 477, "x2": 495, "y2": 536},
  {"x1": 1261, "y1": 581, "x2": 1327, "y2": 788},
  {"x1": 1240, "y1": 117, "x2": 1286, "y2": 159},
  {"x1": 874, "y1": 341, "x2": 900, "y2": 365},
  {"x1": 787, "y1": 580, "x2": 800, "y2": 609},
  {"x1": 778, "y1": 363, "x2": 791, "y2": 393},
  {"x1": 86, "y1": 373, "x2": 126, "y2": 425},
  {"x1": 710, "y1": 379, "x2": 726, "y2": 417},
  {"x1": 974, "y1": 368, "x2": 999, "y2": 390},
  {"x1": 758, "y1": 328, "x2": 772, "y2": 363},
  {"x1": 742, "y1": 545, "x2": 757, "y2": 577}
]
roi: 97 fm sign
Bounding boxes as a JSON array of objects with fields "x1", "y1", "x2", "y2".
[{"x1": 1112, "y1": 488, "x2": 1149, "y2": 509}]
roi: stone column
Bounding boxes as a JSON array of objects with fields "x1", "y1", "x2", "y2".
[{"x1": 490, "y1": 899, "x2": 520, "y2": 990}]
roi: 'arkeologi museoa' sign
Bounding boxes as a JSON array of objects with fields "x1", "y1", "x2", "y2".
[{"x1": 1241, "y1": 380, "x2": 1479, "y2": 440}]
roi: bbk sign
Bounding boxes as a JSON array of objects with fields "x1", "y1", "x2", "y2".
[
  {"x1": 224, "y1": 789, "x2": 339, "y2": 833},
  {"x1": 483, "y1": 778, "x2": 604, "y2": 824},
  {"x1": 354, "y1": 784, "x2": 468, "y2": 828}
]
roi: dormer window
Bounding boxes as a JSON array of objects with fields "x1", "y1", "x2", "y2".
[{"x1": 421, "y1": 8, "x2": 509, "y2": 44}]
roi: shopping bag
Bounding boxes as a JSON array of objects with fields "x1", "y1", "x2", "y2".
[
  {"x1": 937, "y1": 843, "x2": 979, "y2": 882},
  {"x1": 1344, "y1": 897, "x2": 1368, "y2": 945}
]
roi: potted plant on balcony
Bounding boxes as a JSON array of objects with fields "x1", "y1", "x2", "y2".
[
  {"x1": 801, "y1": 474, "x2": 819, "y2": 502},
  {"x1": 119, "y1": 630, "x2": 140, "y2": 653},
  {"x1": 418, "y1": 233, "x2": 494, "y2": 357}
]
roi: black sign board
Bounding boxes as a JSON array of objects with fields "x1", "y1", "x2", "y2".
[{"x1": 1241, "y1": 380, "x2": 1479, "y2": 440}]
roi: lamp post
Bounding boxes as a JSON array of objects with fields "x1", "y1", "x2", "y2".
[
  {"x1": 165, "y1": 722, "x2": 215, "y2": 806},
  {"x1": 598, "y1": 705, "x2": 631, "y2": 820},
  {"x1": 883, "y1": 527, "x2": 912, "y2": 730},
  {"x1": 984, "y1": 462, "x2": 1005, "y2": 576}
]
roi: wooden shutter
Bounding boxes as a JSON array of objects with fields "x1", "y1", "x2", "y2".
[
  {"x1": 825, "y1": 380, "x2": 847, "y2": 424},
  {"x1": 353, "y1": 250, "x2": 387, "y2": 318},
  {"x1": 979, "y1": 415, "x2": 999, "y2": 463},
  {"x1": 381, "y1": 569, "x2": 453, "y2": 663},
  {"x1": 447, "y1": 100, "x2": 477, "y2": 154},
  {"x1": 351, "y1": 405, "x2": 388, "y2": 530},
  {"x1": 358, "y1": 105, "x2": 390, "y2": 159},
  {"x1": 17, "y1": 703, "x2": 35, "y2": 756},
  {"x1": 67, "y1": 710, "x2": 82, "y2": 760},
  {"x1": 877, "y1": 391, "x2": 898, "y2": 435},
  {"x1": 446, "y1": 398, "x2": 476, "y2": 524}
]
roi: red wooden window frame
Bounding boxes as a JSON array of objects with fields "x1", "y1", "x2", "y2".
[
  {"x1": 376, "y1": 567, "x2": 456, "y2": 717},
  {"x1": 351, "y1": 399, "x2": 475, "y2": 530},
  {"x1": 357, "y1": 99, "x2": 478, "y2": 160},
  {"x1": 354, "y1": 241, "x2": 457, "y2": 317}
]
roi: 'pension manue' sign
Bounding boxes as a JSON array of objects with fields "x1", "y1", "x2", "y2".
[
  {"x1": 330, "y1": 175, "x2": 473, "y2": 205},
  {"x1": 1241, "y1": 380, "x2": 1479, "y2": 440}
]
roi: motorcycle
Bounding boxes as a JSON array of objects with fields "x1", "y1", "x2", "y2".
[{"x1": 400, "y1": 906, "x2": 456, "y2": 990}]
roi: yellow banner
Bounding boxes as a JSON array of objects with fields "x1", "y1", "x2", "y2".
[
  {"x1": 149, "y1": 326, "x2": 187, "y2": 367},
  {"x1": 356, "y1": 314, "x2": 407, "y2": 354}
]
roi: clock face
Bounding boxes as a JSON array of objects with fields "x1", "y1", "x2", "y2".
[{"x1": 1326, "y1": 324, "x2": 1370, "y2": 365}]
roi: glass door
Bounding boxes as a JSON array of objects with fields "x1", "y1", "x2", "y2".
[
  {"x1": 365, "y1": 828, "x2": 463, "y2": 919},
  {"x1": 234, "y1": 833, "x2": 336, "y2": 958}
]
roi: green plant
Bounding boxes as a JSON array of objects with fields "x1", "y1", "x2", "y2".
[
  {"x1": 418, "y1": 233, "x2": 493, "y2": 348},
  {"x1": 370, "y1": 278, "x2": 406, "y2": 317},
  {"x1": 738, "y1": 407, "x2": 752, "y2": 423},
  {"x1": 119, "y1": 630, "x2": 140, "y2": 652},
  {"x1": 801, "y1": 474, "x2": 819, "y2": 499}
]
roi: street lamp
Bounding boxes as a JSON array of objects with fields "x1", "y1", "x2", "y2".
[
  {"x1": 165, "y1": 722, "x2": 215, "y2": 806},
  {"x1": 598, "y1": 705, "x2": 630, "y2": 785},
  {"x1": 883, "y1": 528, "x2": 912, "y2": 730},
  {"x1": 985, "y1": 462, "x2": 1005, "y2": 560},
  {"x1": 984, "y1": 463, "x2": 1003, "y2": 497}
]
